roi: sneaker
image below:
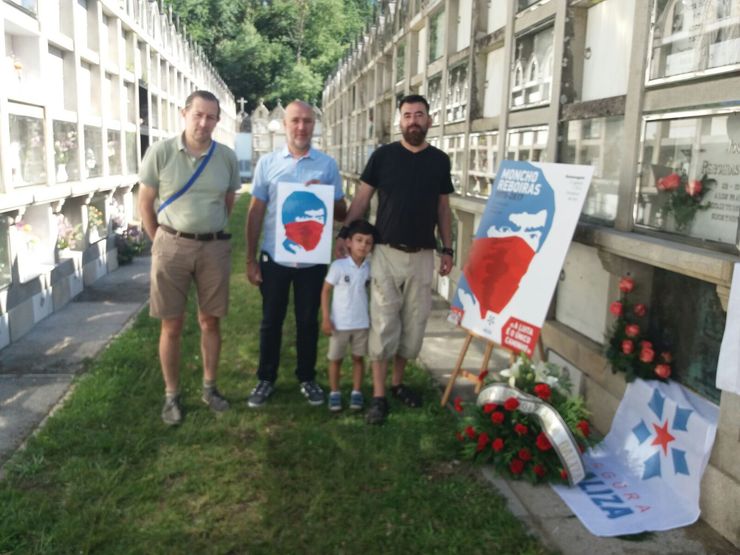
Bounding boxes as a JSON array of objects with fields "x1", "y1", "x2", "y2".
[
  {"x1": 365, "y1": 396, "x2": 388, "y2": 425},
  {"x1": 328, "y1": 391, "x2": 342, "y2": 412},
  {"x1": 349, "y1": 390, "x2": 364, "y2": 411},
  {"x1": 161, "y1": 395, "x2": 182, "y2": 426},
  {"x1": 248, "y1": 380, "x2": 275, "y2": 408},
  {"x1": 300, "y1": 381, "x2": 325, "y2": 406},
  {"x1": 202, "y1": 387, "x2": 230, "y2": 412}
]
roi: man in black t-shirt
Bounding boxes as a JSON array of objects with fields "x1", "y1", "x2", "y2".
[{"x1": 339, "y1": 94, "x2": 454, "y2": 425}]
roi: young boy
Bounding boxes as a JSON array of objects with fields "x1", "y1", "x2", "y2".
[{"x1": 321, "y1": 219, "x2": 377, "y2": 412}]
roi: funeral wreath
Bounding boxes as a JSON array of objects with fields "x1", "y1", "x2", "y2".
[{"x1": 455, "y1": 355, "x2": 598, "y2": 485}]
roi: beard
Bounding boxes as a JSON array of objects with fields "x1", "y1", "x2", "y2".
[{"x1": 401, "y1": 124, "x2": 427, "y2": 146}]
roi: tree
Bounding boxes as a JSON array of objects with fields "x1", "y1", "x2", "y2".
[{"x1": 164, "y1": 0, "x2": 373, "y2": 109}]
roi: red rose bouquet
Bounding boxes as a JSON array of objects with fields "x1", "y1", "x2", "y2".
[
  {"x1": 656, "y1": 172, "x2": 714, "y2": 231},
  {"x1": 605, "y1": 275, "x2": 673, "y2": 381},
  {"x1": 455, "y1": 355, "x2": 598, "y2": 484}
]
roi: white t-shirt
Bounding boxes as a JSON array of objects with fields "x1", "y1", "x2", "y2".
[{"x1": 325, "y1": 256, "x2": 370, "y2": 330}]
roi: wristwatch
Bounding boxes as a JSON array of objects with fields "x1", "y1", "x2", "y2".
[{"x1": 440, "y1": 247, "x2": 454, "y2": 257}]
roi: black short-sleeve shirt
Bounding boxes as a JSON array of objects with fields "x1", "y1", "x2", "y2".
[{"x1": 360, "y1": 142, "x2": 454, "y2": 249}]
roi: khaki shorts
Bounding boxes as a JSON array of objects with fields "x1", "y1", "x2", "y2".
[
  {"x1": 369, "y1": 245, "x2": 434, "y2": 361},
  {"x1": 327, "y1": 328, "x2": 369, "y2": 360},
  {"x1": 149, "y1": 229, "x2": 232, "y2": 319}
]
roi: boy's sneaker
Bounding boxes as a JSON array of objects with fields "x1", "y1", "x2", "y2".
[
  {"x1": 161, "y1": 395, "x2": 182, "y2": 426},
  {"x1": 300, "y1": 381, "x2": 325, "y2": 406},
  {"x1": 365, "y1": 396, "x2": 388, "y2": 425},
  {"x1": 202, "y1": 387, "x2": 230, "y2": 412},
  {"x1": 248, "y1": 380, "x2": 275, "y2": 408},
  {"x1": 328, "y1": 391, "x2": 342, "y2": 412},
  {"x1": 349, "y1": 390, "x2": 364, "y2": 411}
]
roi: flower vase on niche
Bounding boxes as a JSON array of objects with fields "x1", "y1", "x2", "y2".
[
  {"x1": 58, "y1": 248, "x2": 72, "y2": 259},
  {"x1": 56, "y1": 163, "x2": 68, "y2": 183}
]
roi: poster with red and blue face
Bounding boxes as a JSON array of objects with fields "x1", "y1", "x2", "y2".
[
  {"x1": 275, "y1": 182, "x2": 334, "y2": 264},
  {"x1": 449, "y1": 161, "x2": 593, "y2": 356}
]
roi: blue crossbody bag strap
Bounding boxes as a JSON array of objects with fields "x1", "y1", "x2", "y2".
[{"x1": 157, "y1": 140, "x2": 217, "y2": 214}]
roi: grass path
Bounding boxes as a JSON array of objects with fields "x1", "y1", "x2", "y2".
[{"x1": 0, "y1": 196, "x2": 553, "y2": 554}]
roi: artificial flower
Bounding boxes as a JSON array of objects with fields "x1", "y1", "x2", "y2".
[
  {"x1": 465, "y1": 425, "x2": 477, "y2": 440},
  {"x1": 534, "y1": 464, "x2": 546, "y2": 478},
  {"x1": 633, "y1": 303, "x2": 647, "y2": 317},
  {"x1": 609, "y1": 301, "x2": 623, "y2": 317},
  {"x1": 510, "y1": 459, "x2": 525, "y2": 474},
  {"x1": 514, "y1": 423, "x2": 529, "y2": 436},
  {"x1": 490, "y1": 411, "x2": 505, "y2": 425},
  {"x1": 576, "y1": 420, "x2": 590, "y2": 438},
  {"x1": 618, "y1": 276, "x2": 635, "y2": 293},
  {"x1": 639, "y1": 347, "x2": 655, "y2": 363},
  {"x1": 686, "y1": 179, "x2": 702, "y2": 197},
  {"x1": 492, "y1": 438, "x2": 504, "y2": 452},
  {"x1": 476, "y1": 432, "x2": 490, "y2": 452},
  {"x1": 625, "y1": 324, "x2": 640, "y2": 338},
  {"x1": 483, "y1": 402, "x2": 497, "y2": 413},
  {"x1": 533, "y1": 383, "x2": 551, "y2": 401},
  {"x1": 621, "y1": 339, "x2": 634, "y2": 354},
  {"x1": 454, "y1": 396, "x2": 463, "y2": 413},
  {"x1": 655, "y1": 364, "x2": 671, "y2": 379},
  {"x1": 536, "y1": 433, "x2": 552, "y2": 451},
  {"x1": 657, "y1": 173, "x2": 680, "y2": 191},
  {"x1": 504, "y1": 397, "x2": 520, "y2": 411},
  {"x1": 518, "y1": 448, "x2": 532, "y2": 461}
]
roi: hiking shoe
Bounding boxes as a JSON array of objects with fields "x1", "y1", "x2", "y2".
[
  {"x1": 161, "y1": 395, "x2": 182, "y2": 426},
  {"x1": 391, "y1": 383, "x2": 422, "y2": 408},
  {"x1": 328, "y1": 391, "x2": 342, "y2": 412},
  {"x1": 349, "y1": 390, "x2": 364, "y2": 411},
  {"x1": 365, "y1": 396, "x2": 388, "y2": 425},
  {"x1": 202, "y1": 387, "x2": 230, "y2": 412},
  {"x1": 248, "y1": 380, "x2": 275, "y2": 408},
  {"x1": 300, "y1": 381, "x2": 325, "y2": 406}
]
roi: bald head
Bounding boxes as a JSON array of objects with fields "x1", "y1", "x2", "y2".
[{"x1": 284, "y1": 100, "x2": 315, "y2": 156}]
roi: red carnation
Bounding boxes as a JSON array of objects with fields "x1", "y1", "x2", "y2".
[
  {"x1": 492, "y1": 438, "x2": 505, "y2": 452},
  {"x1": 560, "y1": 468, "x2": 568, "y2": 480},
  {"x1": 686, "y1": 179, "x2": 702, "y2": 197},
  {"x1": 465, "y1": 426, "x2": 477, "y2": 440},
  {"x1": 514, "y1": 423, "x2": 529, "y2": 436},
  {"x1": 483, "y1": 402, "x2": 497, "y2": 414},
  {"x1": 655, "y1": 363, "x2": 671, "y2": 379},
  {"x1": 621, "y1": 339, "x2": 634, "y2": 354},
  {"x1": 633, "y1": 303, "x2": 647, "y2": 317},
  {"x1": 509, "y1": 459, "x2": 525, "y2": 474},
  {"x1": 609, "y1": 301, "x2": 623, "y2": 317},
  {"x1": 536, "y1": 432, "x2": 552, "y2": 451},
  {"x1": 618, "y1": 276, "x2": 635, "y2": 293},
  {"x1": 491, "y1": 411, "x2": 505, "y2": 425},
  {"x1": 640, "y1": 347, "x2": 655, "y2": 363},
  {"x1": 518, "y1": 448, "x2": 532, "y2": 461},
  {"x1": 576, "y1": 420, "x2": 590, "y2": 437},
  {"x1": 478, "y1": 370, "x2": 489, "y2": 382},
  {"x1": 533, "y1": 383, "x2": 551, "y2": 401},
  {"x1": 504, "y1": 397, "x2": 520, "y2": 411},
  {"x1": 625, "y1": 324, "x2": 640, "y2": 338},
  {"x1": 657, "y1": 173, "x2": 680, "y2": 191},
  {"x1": 476, "y1": 432, "x2": 490, "y2": 452},
  {"x1": 453, "y1": 396, "x2": 463, "y2": 413},
  {"x1": 661, "y1": 351, "x2": 673, "y2": 363},
  {"x1": 534, "y1": 464, "x2": 546, "y2": 478}
]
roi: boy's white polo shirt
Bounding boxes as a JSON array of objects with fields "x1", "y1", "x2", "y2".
[{"x1": 325, "y1": 256, "x2": 370, "y2": 330}]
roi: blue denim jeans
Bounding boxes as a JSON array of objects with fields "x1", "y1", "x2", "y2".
[{"x1": 257, "y1": 253, "x2": 327, "y2": 383}]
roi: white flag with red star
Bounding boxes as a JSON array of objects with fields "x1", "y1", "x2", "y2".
[{"x1": 552, "y1": 379, "x2": 718, "y2": 536}]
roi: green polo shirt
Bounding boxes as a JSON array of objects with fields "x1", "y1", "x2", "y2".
[{"x1": 138, "y1": 134, "x2": 240, "y2": 233}]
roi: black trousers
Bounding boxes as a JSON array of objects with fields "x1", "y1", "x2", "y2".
[{"x1": 257, "y1": 254, "x2": 327, "y2": 383}]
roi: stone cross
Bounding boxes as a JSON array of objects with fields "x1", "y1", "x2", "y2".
[{"x1": 237, "y1": 97, "x2": 247, "y2": 114}]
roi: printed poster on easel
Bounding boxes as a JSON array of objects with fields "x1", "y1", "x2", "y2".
[
  {"x1": 449, "y1": 160, "x2": 594, "y2": 356},
  {"x1": 274, "y1": 182, "x2": 334, "y2": 265}
]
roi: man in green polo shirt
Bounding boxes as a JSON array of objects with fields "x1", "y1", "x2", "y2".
[{"x1": 138, "y1": 90, "x2": 240, "y2": 426}]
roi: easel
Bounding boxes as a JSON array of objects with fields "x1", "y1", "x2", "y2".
[{"x1": 440, "y1": 331, "x2": 544, "y2": 407}]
